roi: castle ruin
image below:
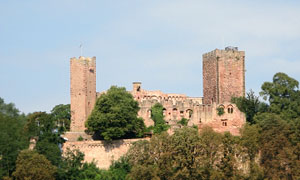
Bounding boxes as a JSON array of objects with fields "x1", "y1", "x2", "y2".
[{"x1": 63, "y1": 47, "x2": 246, "y2": 169}]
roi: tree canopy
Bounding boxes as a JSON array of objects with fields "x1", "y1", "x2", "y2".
[
  {"x1": 12, "y1": 150, "x2": 56, "y2": 180},
  {"x1": 86, "y1": 86, "x2": 146, "y2": 141},
  {"x1": 232, "y1": 90, "x2": 268, "y2": 124},
  {"x1": 51, "y1": 104, "x2": 71, "y2": 133},
  {"x1": 260, "y1": 72, "x2": 300, "y2": 120},
  {"x1": 0, "y1": 98, "x2": 28, "y2": 178}
]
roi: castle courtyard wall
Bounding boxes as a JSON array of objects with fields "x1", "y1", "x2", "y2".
[{"x1": 62, "y1": 138, "x2": 149, "y2": 169}]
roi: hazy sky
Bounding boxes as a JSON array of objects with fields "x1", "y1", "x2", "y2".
[{"x1": 1, "y1": 0, "x2": 300, "y2": 114}]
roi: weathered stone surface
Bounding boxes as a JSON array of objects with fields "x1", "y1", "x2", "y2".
[
  {"x1": 63, "y1": 138, "x2": 149, "y2": 169},
  {"x1": 70, "y1": 56, "x2": 96, "y2": 132},
  {"x1": 203, "y1": 48, "x2": 245, "y2": 104}
]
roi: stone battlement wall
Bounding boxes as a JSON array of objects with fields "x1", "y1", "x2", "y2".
[{"x1": 62, "y1": 138, "x2": 149, "y2": 169}]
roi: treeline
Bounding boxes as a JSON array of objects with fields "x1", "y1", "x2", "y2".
[{"x1": 0, "y1": 72, "x2": 300, "y2": 180}]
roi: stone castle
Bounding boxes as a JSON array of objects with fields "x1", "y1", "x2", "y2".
[{"x1": 63, "y1": 47, "x2": 246, "y2": 169}]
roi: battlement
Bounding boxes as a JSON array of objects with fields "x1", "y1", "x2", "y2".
[
  {"x1": 70, "y1": 56, "x2": 96, "y2": 66},
  {"x1": 202, "y1": 48, "x2": 245, "y2": 59}
]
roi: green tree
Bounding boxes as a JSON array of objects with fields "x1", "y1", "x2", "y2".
[
  {"x1": 25, "y1": 112, "x2": 57, "y2": 138},
  {"x1": 95, "y1": 157, "x2": 132, "y2": 180},
  {"x1": 12, "y1": 150, "x2": 56, "y2": 180},
  {"x1": 127, "y1": 127, "x2": 244, "y2": 180},
  {"x1": 150, "y1": 103, "x2": 169, "y2": 134},
  {"x1": 255, "y1": 113, "x2": 296, "y2": 179},
  {"x1": 24, "y1": 112, "x2": 63, "y2": 166},
  {"x1": 56, "y1": 149, "x2": 85, "y2": 180},
  {"x1": 232, "y1": 90, "x2": 268, "y2": 124},
  {"x1": 0, "y1": 98, "x2": 20, "y2": 117},
  {"x1": 86, "y1": 86, "x2": 145, "y2": 141},
  {"x1": 240, "y1": 124, "x2": 264, "y2": 179},
  {"x1": 260, "y1": 72, "x2": 300, "y2": 120},
  {"x1": 0, "y1": 98, "x2": 28, "y2": 178},
  {"x1": 51, "y1": 104, "x2": 71, "y2": 133},
  {"x1": 35, "y1": 139, "x2": 62, "y2": 166},
  {"x1": 198, "y1": 127, "x2": 223, "y2": 179},
  {"x1": 218, "y1": 132, "x2": 241, "y2": 180},
  {"x1": 86, "y1": 86, "x2": 145, "y2": 140}
]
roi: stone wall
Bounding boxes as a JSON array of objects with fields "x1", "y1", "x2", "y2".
[
  {"x1": 198, "y1": 103, "x2": 246, "y2": 136},
  {"x1": 62, "y1": 138, "x2": 149, "y2": 169}
]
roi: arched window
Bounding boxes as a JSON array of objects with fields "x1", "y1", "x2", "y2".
[
  {"x1": 227, "y1": 105, "x2": 233, "y2": 114},
  {"x1": 186, "y1": 109, "x2": 193, "y2": 118}
]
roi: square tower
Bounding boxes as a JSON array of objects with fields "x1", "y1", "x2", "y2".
[
  {"x1": 70, "y1": 56, "x2": 96, "y2": 132},
  {"x1": 203, "y1": 47, "x2": 245, "y2": 104}
]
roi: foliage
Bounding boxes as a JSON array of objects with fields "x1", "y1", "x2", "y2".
[
  {"x1": 177, "y1": 117, "x2": 189, "y2": 126},
  {"x1": 12, "y1": 150, "x2": 56, "y2": 180},
  {"x1": 86, "y1": 86, "x2": 146, "y2": 141},
  {"x1": 24, "y1": 111, "x2": 63, "y2": 166},
  {"x1": 260, "y1": 72, "x2": 300, "y2": 120},
  {"x1": 35, "y1": 139, "x2": 62, "y2": 166},
  {"x1": 150, "y1": 103, "x2": 170, "y2": 134},
  {"x1": 0, "y1": 98, "x2": 28, "y2": 178},
  {"x1": 240, "y1": 124, "x2": 260, "y2": 161},
  {"x1": 255, "y1": 113, "x2": 299, "y2": 179},
  {"x1": 232, "y1": 90, "x2": 268, "y2": 124},
  {"x1": 25, "y1": 112, "x2": 57, "y2": 139},
  {"x1": 218, "y1": 132, "x2": 241, "y2": 179},
  {"x1": 216, "y1": 107, "x2": 225, "y2": 116},
  {"x1": 0, "y1": 98, "x2": 20, "y2": 117},
  {"x1": 126, "y1": 127, "x2": 245, "y2": 180},
  {"x1": 56, "y1": 149, "x2": 85, "y2": 180},
  {"x1": 51, "y1": 104, "x2": 71, "y2": 133},
  {"x1": 96, "y1": 157, "x2": 132, "y2": 180}
]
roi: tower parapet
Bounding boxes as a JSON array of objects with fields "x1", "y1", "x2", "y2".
[{"x1": 70, "y1": 56, "x2": 96, "y2": 132}]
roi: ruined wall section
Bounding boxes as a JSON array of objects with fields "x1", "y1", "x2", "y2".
[
  {"x1": 130, "y1": 83, "x2": 203, "y2": 128},
  {"x1": 128, "y1": 82, "x2": 245, "y2": 135},
  {"x1": 70, "y1": 57, "x2": 96, "y2": 132},
  {"x1": 199, "y1": 103, "x2": 246, "y2": 136}
]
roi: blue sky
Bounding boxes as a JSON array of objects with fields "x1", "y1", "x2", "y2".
[{"x1": 1, "y1": 0, "x2": 300, "y2": 114}]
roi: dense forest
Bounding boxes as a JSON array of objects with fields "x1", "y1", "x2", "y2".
[{"x1": 1, "y1": 72, "x2": 300, "y2": 180}]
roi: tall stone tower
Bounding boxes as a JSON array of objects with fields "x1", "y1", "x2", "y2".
[
  {"x1": 203, "y1": 47, "x2": 245, "y2": 104},
  {"x1": 70, "y1": 56, "x2": 96, "y2": 132}
]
